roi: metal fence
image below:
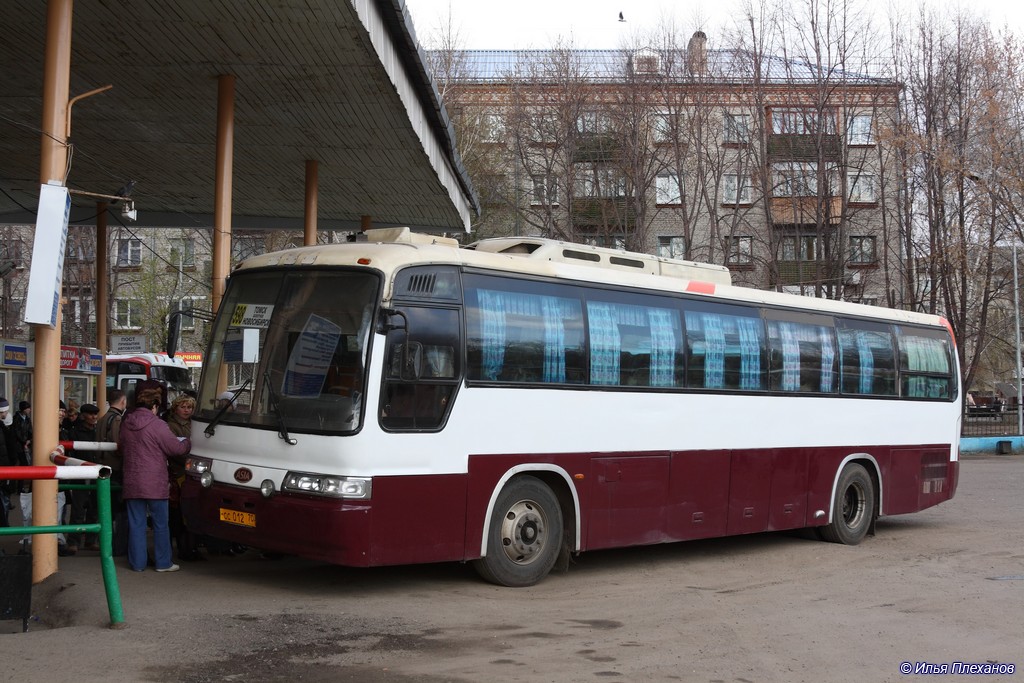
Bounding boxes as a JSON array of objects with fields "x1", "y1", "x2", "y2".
[{"x1": 962, "y1": 409, "x2": 1022, "y2": 437}]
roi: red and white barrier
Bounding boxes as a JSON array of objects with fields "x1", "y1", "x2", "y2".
[{"x1": 58, "y1": 440, "x2": 118, "y2": 452}]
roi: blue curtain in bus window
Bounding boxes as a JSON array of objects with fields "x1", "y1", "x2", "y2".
[
  {"x1": 477, "y1": 289, "x2": 507, "y2": 380},
  {"x1": 648, "y1": 308, "x2": 678, "y2": 387},
  {"x1": 686, "y1": 310, "x2": 764, "y2": 390},
  {"x1": 587, "y1": 302, "x2": 621, "y2": 385},
  {"x1": 777, "y1": 322, "x2": 801, "y2": 391},
  {"x1": 768, "y1": 320, "x2": 836, "y2": 393},
  {"x1": 897, "y1": 329, "x2": 951, "y2": 398},
  {"x1": 819, "y1": 327, "x2": 836, "y2": 392},
  {"x1": 472, "y1": 288, "x2": 582, "y2": 383},
  {"x1": 737, "y1": 318, "x2": 763, "y2": 390},
  {"x1": 541, "y1": 296, "x2": 568, "y2": 383},
  {"x1": 839, "y1": 327, "x2": 896, "y2": 395},
  {"x1": 856, "y1": 331, "x2": 875, "y2": 394}
]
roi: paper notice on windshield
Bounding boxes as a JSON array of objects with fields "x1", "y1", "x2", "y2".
[
  {"x1": 282, "y1": 314, "x2": 342, "y2": 398},
  {"x1": 230, "y1": 303, "x2": 274, "y2": 329}
]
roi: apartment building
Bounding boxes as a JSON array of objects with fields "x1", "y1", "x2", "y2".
[{"x1": 437, "y1": 32, "x2": 902, "y2": 304}]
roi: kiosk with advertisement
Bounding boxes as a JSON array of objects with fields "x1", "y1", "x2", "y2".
[{"x1": 1, "y1": 338, "x2": 102, "y2": 410}]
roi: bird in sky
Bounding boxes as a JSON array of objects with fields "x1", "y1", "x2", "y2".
[{"x1": 619, "y1": 12, "x2": 626, "y2": 22}]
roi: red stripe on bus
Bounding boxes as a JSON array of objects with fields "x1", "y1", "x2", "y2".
[{"x1": 686, "y1": 281, "x2": 716, "y2": 295}]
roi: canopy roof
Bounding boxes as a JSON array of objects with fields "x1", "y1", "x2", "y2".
[{"x1": 0, "y1": 0, "x2": 478, "y2": 232}]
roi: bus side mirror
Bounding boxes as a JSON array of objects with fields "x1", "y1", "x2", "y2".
[{"x1": 166, "y1": 312, "x2": 183, "y2": 358}]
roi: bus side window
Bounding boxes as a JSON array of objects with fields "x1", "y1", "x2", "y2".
[{"x1": 381, "y1": 307, "x2": 461, "y2": 431}]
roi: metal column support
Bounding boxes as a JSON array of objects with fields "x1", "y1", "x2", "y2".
[
  {"x1": 212, "y1": 74, "x2": 235, "y2": 313},
  {"x1": 304, "y1": 160, "x2": 318, "y2": 246},
  {"x1": 32, "y1": 0, "x2": 74, "y2": 584},
  {"x1": 96, "y1": 202, "x2": 108, "y2": 408}
]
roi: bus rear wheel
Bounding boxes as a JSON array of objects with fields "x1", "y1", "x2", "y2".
[
  {"x1": 820, "y1": 463, "x2": 874, "y2": 545},
  {"x1": 473, "y1": 476, "x2": 563, "y2": 587}
]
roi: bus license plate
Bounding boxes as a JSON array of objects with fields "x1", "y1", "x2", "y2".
[{"x1": 219, "y1": 508, "x2": 255, "y2": 528}]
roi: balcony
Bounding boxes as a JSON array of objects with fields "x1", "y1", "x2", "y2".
[
  {"x1": 768, "y1": 133, "x2": 841, "y2": 160},
  {"x1": 770, "y1": 196, "x2": 842, "y2": 225},
  {"x1": 570, "y1": 198, "x2": 637, "y2": 228},
  {"x1": 572, "y1": 134, "x2": 619, "y2": 163},
  {"x1": 774, "y1": 261, "x2": 842, "y2": 287}
]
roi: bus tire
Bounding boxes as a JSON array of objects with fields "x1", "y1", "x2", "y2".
[
  {"x1": 820, "y1": 463, "x2": 874, "y2": 545},
  {"x1": 473, "y1": 476, "x2": 563, "y2": 587}
]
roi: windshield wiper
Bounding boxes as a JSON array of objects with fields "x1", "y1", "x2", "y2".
[
  {"x1": 203, "y1": 378, "x2": 251, "y2": 437},
  {"x1": 263, "y1": 371, "x2": 297, "y2": 445}
]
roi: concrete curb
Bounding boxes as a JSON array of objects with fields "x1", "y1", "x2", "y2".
[{"x1": 961, "y1": 436, "x2": 1023, "y2": 455}]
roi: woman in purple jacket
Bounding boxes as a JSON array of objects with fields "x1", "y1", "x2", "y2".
[{"x1": 121, "y1": 383, "x2": 190, "y2": 572}]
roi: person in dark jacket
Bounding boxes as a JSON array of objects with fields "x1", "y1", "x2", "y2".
[
  {"x1": 68, "y1": 403, "x2": 101, "y2": 550},
  {"x1": 121, "y1": 383, "x2": 190, "y2": 572}
]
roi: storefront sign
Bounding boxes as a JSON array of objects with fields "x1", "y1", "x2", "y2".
[
  {"x1": 60, "y1": 345, "x2": 100, "y2": 373},
  {"x1": 110, "y1": 335, "x2": 148, "y2": 354},
  {"x1": 3, "y1": 343, "x2": 28, "y2": 367}
]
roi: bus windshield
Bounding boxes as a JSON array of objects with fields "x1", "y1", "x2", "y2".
[
  {"x1": 150, "y1": 366, "x2": 193, "y2": 392},
  {"x1": 197, "y1": 269, "x2": 380, "y2": 434}
]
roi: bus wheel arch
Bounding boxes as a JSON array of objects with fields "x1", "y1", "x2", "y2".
[
  {"x1": 821, "y1": 457, "x2": 878, "y2": 545},
  {"x1": 473, "y1": 471, "x2": 575, "y2": 587}
]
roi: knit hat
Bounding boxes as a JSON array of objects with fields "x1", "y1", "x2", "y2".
[
  {"x1": 0, "y1": 398, "x2": 9, "y2": 412},
  {"x1": 59, "y1": 400, "x2": 67, "y2": 410},
  {"x1": 19, "y1": 401, "x2": 30, "y2": 411}
]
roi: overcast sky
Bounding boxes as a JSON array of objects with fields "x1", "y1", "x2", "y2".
[{"x1": 404, "y1": 0, "x2": 1023, "y2": 50}]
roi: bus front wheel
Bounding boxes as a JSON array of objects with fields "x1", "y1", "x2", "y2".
[
  {"x1": 473, "y1": 476, "x2": 563, "y2": 587},
  {"x1": 820, "y1": 463, "x2": 874, "y2": 545}
]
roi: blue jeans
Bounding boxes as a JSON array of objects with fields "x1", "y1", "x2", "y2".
[{"x1": 126, "y1": 499, "x2": 172, "y2": 571}]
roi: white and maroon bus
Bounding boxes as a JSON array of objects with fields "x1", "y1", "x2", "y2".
[
  {"x1": 180, "y1": 228, "x2": 960, "y2": 586},
  {"x1": 106, "y1": 352, "x2": 195, "y2": 404}
]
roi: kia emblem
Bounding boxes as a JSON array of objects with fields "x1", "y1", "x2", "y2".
[{"x1": 234, "y1": 468, "x2": 253, "y2": 483}]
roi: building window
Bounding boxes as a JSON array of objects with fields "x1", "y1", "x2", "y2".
[
  {"x1": 64, "y1": 298, "x2": 95, "y2": 325},
  {"x1": 772, "y1": 108, "x2": 834, "y2": 135},
  {"x1": 849, "y1": 236, "x2": 877, "y2": 264},
  {"x1": 722, "y1": 174, "x2": 752, "y2": 204},
  {"x1": 66, "y1": 234, "x2": 95, "y2": 263},
  {"x1": 653, "y1": 111, "x2": 674, "y2": 143},
  {"x1": 773, "y1": 162, "x2": 818, "y2": 197},
  {"x1": 576, "y1": 110, "x2": 610, "y2": 135},
  {"x1": 232, "y1": 235, "x2": 264, "y2": 263},
  {"x1": 847, "y1": 114, "x2": 873, "y2": 145},
  {"x1": 480, "y1": 111, "x2": 505, "y2": 143},
  {"x1": 724, "y1": 112, "x2": 750, "y2": 143},
  {"x1": 170, "y1": 298, "x2": 205, "y2": 331},
  {"x1": 169, "y1": 238, "x2": 196, "y2": 268},
  {"x1": 114, "y1": 299, "x2": 143, "y2": 329},
  {"x1": 575, "y1": 166, "x2": 625, "y2": 198},
  {"x1": 848, "y1": 172, "x2": 876, "y2": 203},
  {"x1": 531, "y1": 175, "x2": 559, "y2": 205},
  {"x1": 657, "y1": 236, "x2": 686, "y2": 259},
  {"x1": 0, "y1": 236, "x2": 25, "y2": 267},
  {"x1": 116, "y1": 238, "x2": 142, "y2": 267},
  {"x1": 727, "y1": 236, "x2": 753, "y2": 265},
  {"x1": 580, "y1": 233, "x2": 627, "y2": 249},
  {"x1": 781, "y1": 235, "x2": 817, "y2": 261},
  {"x1": 656, "y1": 173, "x2": 682, "y2": 205}
]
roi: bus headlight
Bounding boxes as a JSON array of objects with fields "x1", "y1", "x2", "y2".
[
  {"x1": 186, "y1": 456, "x2": 212, "y2": 475},
  {"x1": 200, "y1": 471, "x2": 214, "y2": 488},
  {"x1": 282, "y1": 472, "x2": 372, "y2": 499},
  {"x1": 260, "y1": 479, "x2": 275, "y2": 498}
]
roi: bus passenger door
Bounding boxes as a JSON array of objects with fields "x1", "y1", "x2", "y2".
[{"x1": 587, "y1": 455, "x2": 670, "y2": 550}]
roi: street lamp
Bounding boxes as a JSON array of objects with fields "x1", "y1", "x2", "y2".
[{"x1": 1014, "y1": 244, "x2": 1023, "y2": 436}]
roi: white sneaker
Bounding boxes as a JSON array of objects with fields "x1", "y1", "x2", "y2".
[{"x1": 155, "y1": 564, "x2": 180, "y2": 573}]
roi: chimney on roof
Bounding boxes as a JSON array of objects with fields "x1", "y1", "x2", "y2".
[{"x1": 687, "y1": 31, "x2": 707, "y2": 76}]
